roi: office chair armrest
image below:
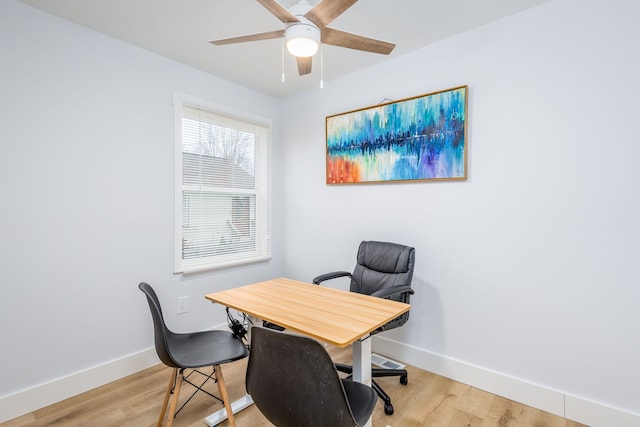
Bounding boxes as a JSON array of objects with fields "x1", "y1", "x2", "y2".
[
  {"x1": 312, "y1": 271, "x2": 352, "y2": 285},
  {"x1": 370, "y1": 285, "x2": 415, "y2": 299}
]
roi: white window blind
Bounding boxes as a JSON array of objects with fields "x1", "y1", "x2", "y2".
[{"x1": 174, "y1": 97, "x2": 270, "y2": 273}]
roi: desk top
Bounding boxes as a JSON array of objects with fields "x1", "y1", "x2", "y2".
[{"x1": 205, "y1": 277, "x2": 411, "y2": 347}]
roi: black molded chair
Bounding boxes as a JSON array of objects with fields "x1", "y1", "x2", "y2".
[
  {"x1": 246, "y1": 326, "x2": 377, "y2": 427},
  {"x1": 139, "y1": 282, "x2": 248, "y2": 427},
  {"x1": 313, "y1": 240, "x2": 415, "y2": 416}
]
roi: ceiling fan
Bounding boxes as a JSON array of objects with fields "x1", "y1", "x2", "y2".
[{"x1": 209, "y1": 0, "x2": 395, "y2": 76}]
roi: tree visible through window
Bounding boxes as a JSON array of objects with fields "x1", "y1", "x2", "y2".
[{"x1": 174, "y1": 96, "x2": 270, "y2": 273}]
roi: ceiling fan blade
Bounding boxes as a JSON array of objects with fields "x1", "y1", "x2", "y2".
[
  {"x1": 305, "y1": 0, "x2": 358, "y2": 28},
  {"x1": 296, "y1": 56, "x2": 312, "y2": 75},
  {"x1": 257, "y1": 0, "x2": 300, "y2": 24},
  {"x1": 321, "y1": 27, "x2": 395, "y2": 55},
  {"x1": 210, "y1": 30, "x2": 285, "y2": 46}
]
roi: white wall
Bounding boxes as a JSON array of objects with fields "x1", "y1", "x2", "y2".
[
  {"x1": 280, "y1": 0, "x2": 640, "y2": 424},
  {"x1": 0, "y1": 0, "x2": 283, "y2": 420},
  {"x1": 2, "y1": 0, "x2": 639, "y2": 425}
]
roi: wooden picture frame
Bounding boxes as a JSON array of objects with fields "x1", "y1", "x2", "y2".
[{"x1": 325, "y1": 85, "x2": 468, "y2": 184}]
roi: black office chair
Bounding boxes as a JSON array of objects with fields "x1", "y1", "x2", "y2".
[
  {"x1": 313, "y1": 240, "x2": 415, "y2": 416},
  {"x1": 246, "y1": 326, "x2": 378, "y2": 427},
  {"x1": 139, "y1": 282, "x2": 248, "y2": 427}
]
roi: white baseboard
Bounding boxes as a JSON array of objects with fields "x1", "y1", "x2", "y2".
[
  {"x1": 372, "y1": 336, "x2": 640, "y2": 427},
  {"x1": 0, "y1": 348, "x2": 159, "y2": 424},
  {"x1": 0, "y1": 323, "x2": 233, "y2": 424},
  {"x1": 4, "y1": 333, "x2": 639, "y2": 427},
  {"x1": 565, "y1": 395, "x2": 640, "y2": 427}
]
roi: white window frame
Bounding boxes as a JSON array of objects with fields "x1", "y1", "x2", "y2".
[{"x1": 173, "y1": 92, "x2": 271, "y2": 274}]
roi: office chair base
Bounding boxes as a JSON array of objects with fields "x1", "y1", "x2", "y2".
[
  {"x1": 372, "y1": 379, "x2": 394, "y2": 415},
  {"x1": 336, "y1": 362, "x2": 408, "y2": 416}
]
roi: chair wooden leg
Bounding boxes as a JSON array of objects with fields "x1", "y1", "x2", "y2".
[
  {"x1": 157, "y1": 368, "x2": 177, "y2": 427},
  {"x1": 166, "y1": 369, "x2": 184, "y2": 427},
  {"x1": 214, "y1": 364, "x2": 236, "y2": 427}
]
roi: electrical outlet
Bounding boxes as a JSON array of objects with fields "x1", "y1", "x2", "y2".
[{"x1": 177, "y1": 296, "x2": 188, "y2": 315}]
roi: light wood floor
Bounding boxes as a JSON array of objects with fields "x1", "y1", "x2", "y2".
[{"x1": 2, "y1": 346, "x2": 587, "y2": 427}]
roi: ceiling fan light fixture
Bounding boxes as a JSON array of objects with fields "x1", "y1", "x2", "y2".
[{"x1": 285, "y1": 23, "x2": 320, "y2": 57}]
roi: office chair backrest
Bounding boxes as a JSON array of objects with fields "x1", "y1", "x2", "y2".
[
  {"x1": 351, "y1": 240, "x2": 415, "y2": 330},
  {"x1": 139, "y1": 282, "x2": 179, "y2": 368},
  {"x1": 246, "y1": 327, "x2": 364, "y2": 427}
]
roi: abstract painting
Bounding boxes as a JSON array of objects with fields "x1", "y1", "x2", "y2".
[{"x1": 325, "y1": 85, "x2": 468, "y2": 184}]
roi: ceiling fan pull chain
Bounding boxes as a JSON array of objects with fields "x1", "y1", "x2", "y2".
[
  {"x1": 281, "y1": 38, "x2": 286, "y2": 83},
  {"x1": 320, "y1": 44, "x2": 324, "y2": 89}
]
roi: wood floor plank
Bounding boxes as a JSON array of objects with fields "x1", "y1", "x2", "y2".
[{"x1": 1, "y1": 346, "x2": 588, "y2": 427}]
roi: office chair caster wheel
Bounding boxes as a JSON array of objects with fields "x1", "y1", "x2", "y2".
[
  {"x1": 400, "y1": 374, "x2": 408, "y2": 385},
  {"x1": 384, "y1": 403, "x2": 394, "y2": 415}
]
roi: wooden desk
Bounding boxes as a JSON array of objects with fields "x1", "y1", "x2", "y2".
[
  {"x1": 205, "y1": 277, "x2": 410, "y2": 427},
  {"x1": 206, "y1": 277, "x2": 410, "y2": 347}
]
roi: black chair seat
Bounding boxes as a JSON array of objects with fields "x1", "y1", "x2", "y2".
[
  {"x1": 167, "y1": 330, "x2": 247, "y2": 368},
  {"x1": 340, "y1": 378, "x2": 378, "y2": 426}
]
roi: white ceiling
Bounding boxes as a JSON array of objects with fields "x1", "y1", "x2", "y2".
[{"x1": 19, "y1": 0, "x2": 551, "y2": 97}]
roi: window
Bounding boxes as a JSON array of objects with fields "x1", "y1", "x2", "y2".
[{"x1": 174, "y1": 94, "x2": 270, "y2": 273}]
